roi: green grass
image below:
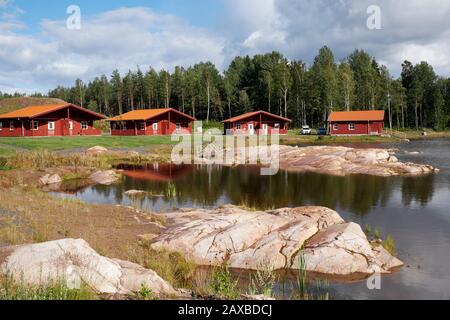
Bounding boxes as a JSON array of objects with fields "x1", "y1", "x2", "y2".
[
  {"x1": 0, "y1": 135, "x2": 176, "y2": 152},
  {"x1": 0, "y1": 276, "x2": 98, "y2": 300}
]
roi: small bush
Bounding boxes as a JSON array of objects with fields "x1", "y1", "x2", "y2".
[
  {"x1": 373, "y1": 228, "x2": 380, "y2": 240},
  {"x1": 210, "y1": 265, "x2": 239, "y2": 300},
  {"x1": 383, "y1": 234, "x2": 396, "y2": 255}
]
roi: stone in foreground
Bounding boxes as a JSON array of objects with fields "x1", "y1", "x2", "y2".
[
  {"x1": 152, "y1": 206, "x2": 403, "y2": 276},
  {"x1": 0, "y1": 239, "x2": 179, "y2": 297}
]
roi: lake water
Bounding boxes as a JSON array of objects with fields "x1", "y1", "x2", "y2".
[{"x1": 53, "y1": 139, "x2": 450, "y2": 300}]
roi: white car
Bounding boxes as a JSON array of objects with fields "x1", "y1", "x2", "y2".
[{"x1": 301, "y1": 125, "x2": 312, "y2": 135}]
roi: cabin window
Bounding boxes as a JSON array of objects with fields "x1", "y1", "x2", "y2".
[
  {"x1": 153, "y1": 123, "x2": 158, "y2": 131},
  {"x1": 69, "y1": 121, "x2": 73, "y2": 130},
  {"x1": 274, "y1": 123, "x2": 280, "y2": 129},
  {"x1": 348, "y1": 123, "x2": 355, "y2": 131},
  {"x1": 9, "y1": 121, "x2": 15, "y2": 131},
  {"x1": 48, "y1": 121, "x2": 55, "y2": 131},
  {"x1": 140, "y1": 122, "x2": 146, "y2": 131},
  {"x1": 0, "y1": 122, "x2": 2, "y2": 131},
  {"x1": 81, "y1": 121, "x2": 88, "y2": 130},
  {"x1": 176, "y1": 123, "x2": 181, "y2": 130},
  {"x1": 236, "y1": 123, "x2": 241, "y2": 130},
  {"x1": 333, "y1": 123, "x2": 339, "y2": 131},
  {"x1": 32, "y1": 121, "x2": 39, "y2": 130}
]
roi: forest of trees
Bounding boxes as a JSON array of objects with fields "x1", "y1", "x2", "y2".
[{"x1": 2, "y1": 47, "x2": 449, "y2": 130}]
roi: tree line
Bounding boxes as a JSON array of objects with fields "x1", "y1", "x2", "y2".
[{"x1": 3, "y1": 46, "x2": 449, "y2": 129}]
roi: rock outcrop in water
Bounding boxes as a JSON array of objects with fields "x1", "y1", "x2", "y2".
[
  {"x1": 89, "y1": 170, "x2": 120, "y2": 185},
  {"x1": 152, "y1": 205, "x2": 403, "y2": 276},
  {"x1": 200, "y1": 145, "x2": 437, "y2": 177},
  {"x1": 0, "y1": 239, "x2": 181, "y2": 297}
]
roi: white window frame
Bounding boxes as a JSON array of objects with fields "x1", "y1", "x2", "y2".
[
  {"x1": 236, "y1": 123, "x2": 241, "y2": 130},
  {"x1": 152, "y1": 123, "x2": 158, "y2": 131},
  {"x1": 10, "y1": 121, "x2": 15, "y2": 131},
  {"x1": 32, "y1": 120, "x2": 39, "y2": 130},
  {"x1": 69, "y1": 121, "x2": 73, "y2": 130},
  {"x1": 348, "y1": 122, "x2": 355, "y2": 131},
  {"x1": 140, "y1": 122, "x2": 146, "y2": 131},
  {"x1": 333, "y1": 123, "x2": 339, "y2": 131},
  {"x1": 81, "y1": 121, "x2": 88, "y2": 130},
  {"x1": 274, "y1": 123, "x2": 280, "y2": 129},
  {"x1": 0, "y1": 122, "x2": 2, "y2": 131},
  {"x1": 48, "y1": 121, "x2": 55, "y2": 131}
]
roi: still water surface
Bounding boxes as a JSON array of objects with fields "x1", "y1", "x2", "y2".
[{"x1": 54, "y1": 139, "x2": 450, "y2": 299}]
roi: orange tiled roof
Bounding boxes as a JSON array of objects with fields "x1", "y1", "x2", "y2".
[
  {"x1": 0, "y1": 104, "x2": 67, "y2": 119},
  {"x1": 0, "y1": 104, "x2": 106, "y2": 119},
  {"x1": 223, "y1": 110, "x2": 292, "y2": 123},
  {"x1": 329, "y1": 110, "x2": 385, "y2": 122},
  {"x1": 107, "y1": 109, "x2": 195, "y2": 121}
]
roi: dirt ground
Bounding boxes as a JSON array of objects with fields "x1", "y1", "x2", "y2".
[{"x1": 0, "y1": 169, "x2": 163, "y2": 261}]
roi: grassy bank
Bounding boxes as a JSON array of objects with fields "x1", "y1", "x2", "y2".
[
  {"x1": 282, "y1": 128, "x2": 450, "y2": 145},
  {"x1": 1, "y1": 128, "x2": 448, "y2": 156},
  {"x1": 0, "y1": 135, "x2": 175, "y2": 152}
]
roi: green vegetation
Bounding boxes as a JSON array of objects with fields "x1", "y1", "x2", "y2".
[
  {"x1": 132, "y1": 244, "x2": 197, "y2": 290},
  {"x1": 0, "y1": 135, "x2": 175, "y2": 152},
  {"x1": 373, "y1": 228, "x2": 380, "y2": 240},
  {"x1": 0, "y1": 276, "x2": 97, "y2": 300},
  {"x1": 248, "y1": 264, "x2": 277, "y2": 298},
  {"x1": 209, "y1": 265, "x2": 239, "y2": 300},
  {"x1": 364, "y1": 224, "x2": 372, "y2": 235},
  {"x1": 297, "y1": 254, "x2": 307, "y2": 299},
  {"x1": 165, "y1": 183, "x2": 177, "y2": 198},
  {"x1": 383, "y1": 234, "x2": 396, "y2": 255},
  {"x1": 40, "y1": 48, "x2": 450, "y2": 131},
  {"x1": 5, "y1": 150, "x2": 112, "y2": 170},
  {"x1": 137, "y1": 283, "x2": 154, "y2": 300}
]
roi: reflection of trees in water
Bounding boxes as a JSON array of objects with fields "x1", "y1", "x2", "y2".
[
  {"x1": 83, "y1": 165, "x2": 436, "y2": 216},
  {"x1": 401, "y1": 174, "x2": 435, "y2": 206},
  {"x1": 219, "y1": 169, "x2": 395, "y2": 216}
]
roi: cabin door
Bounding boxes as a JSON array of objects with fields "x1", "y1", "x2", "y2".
[
  {"x1": 248, "y1": 123, "x2": 255, "y2": 135},
  {"x1": 262, "y1": 124, "x2": 268, "y2": 135}
]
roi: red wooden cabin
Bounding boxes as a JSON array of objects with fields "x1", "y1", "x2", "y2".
[
  {"x1": 0, "y1": 104, "x2": 105, "y2": 137},
  {"x1": 329, "y1": 110, "x2": 385, "y2": 136},
  {"x1": 223, "y1": 111, "x2": 291, "y2": 135},
  {"x1": 108, "y1": 109, "x2": 195, "y2": 136}
]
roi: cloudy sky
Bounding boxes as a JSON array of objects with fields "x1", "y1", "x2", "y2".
[{"x1": 1, "y1": 0, "x2": 450, "y2": 93}]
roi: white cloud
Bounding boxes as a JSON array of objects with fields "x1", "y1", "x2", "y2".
[
  {"x1": 224, "y1": 0, "x2": 450, "y2": 75},
  {"x1": 0, "y1": 7, "x2": 226, "y2": 93},
  {"x1": 1, "y1": 1, "x2": 450, "y2": 93}
]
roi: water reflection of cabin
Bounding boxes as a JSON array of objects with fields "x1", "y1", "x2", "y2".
[
  {"x1": 223, "y1": 110, "x2": 291, "y2": 135},
  {"x1": 107, "y1": 108, "x2": 196, "y2": 136},
  {"x1": 117, "y1": 163, "x2": 194, "y2": 182}
]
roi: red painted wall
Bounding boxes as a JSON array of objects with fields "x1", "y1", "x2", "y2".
[
  {"x1": 0, "y1": 107, "x2": 102, "y2": 137},
  {"x1": 225, "y1": 113, "x2": 289, "y2": 135},
  {"x1": 330, "y1": 121, "x2": 384, "y2": 135},
  {"x1": 110, "y1": 111, "x2": 193, "y2": 136}
]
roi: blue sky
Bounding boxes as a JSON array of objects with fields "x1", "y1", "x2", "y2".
[
  {"x1": 13, "y1": 0, "x2": 222, "y2": 30},
  {"x1": 1, "y1": 0, "x2": 450, "y2": 93}
]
